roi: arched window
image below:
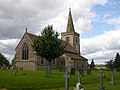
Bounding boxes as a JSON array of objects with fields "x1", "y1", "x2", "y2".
[
  {"x1": 66, "y1": 37, "x2": 70, "y2": 43},
  {"x1": 22, "y1": 43, "x2": 29, "y2": 60}
]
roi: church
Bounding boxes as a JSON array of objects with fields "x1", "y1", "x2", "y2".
[{"x1": 14, "y1": 9, "x2": 88, "y2": 70}]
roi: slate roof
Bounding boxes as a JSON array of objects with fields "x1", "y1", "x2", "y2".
[
  {"x1": 27, "y1": 33, "x2": 87, "y2": 61},
  {"x1": 27, "y1": 32, "x2": 38, "y2": 41},
  {"x1": 62, "y1": 41, "x2": 87, "y2": 61}
]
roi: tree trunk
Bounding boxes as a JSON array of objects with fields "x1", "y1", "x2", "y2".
[{"x1": 45, "y1": 61, "x2": 51, "y2": 77}]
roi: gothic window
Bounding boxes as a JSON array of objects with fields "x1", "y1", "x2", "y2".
[
  {"x1": 66, "y1": 37, "x2": 70, "y2": 43},
  {"x1": 22, "y1": 43, "x2": 29, "y2": 60}
]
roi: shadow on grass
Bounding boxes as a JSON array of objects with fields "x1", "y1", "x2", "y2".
[{"x1": 13, "y1": 73, "x2": 27, "y2": 76}]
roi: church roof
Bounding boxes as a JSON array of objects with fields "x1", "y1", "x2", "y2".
[
  {"x1": 65, "y1": 52, "x2": 87, "y2": 61},
  {"x1": 27, "y1": 32, "x2": 38, "y2": 41},
  {"x1": 62, "y1": 41, "x2": 87, "y2": 61}
]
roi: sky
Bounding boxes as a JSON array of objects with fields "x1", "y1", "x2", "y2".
[{"x1": 0, "y1": 0, "x2": 120, "y2": 64}]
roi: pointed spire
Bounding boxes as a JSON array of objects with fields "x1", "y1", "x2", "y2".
[{"x1": 66, "y1": 8, "x2": 75, "y2": 33}]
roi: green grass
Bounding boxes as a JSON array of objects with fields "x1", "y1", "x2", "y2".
[{"x1": 0, "y1": 70, "x2": 120, "y2": 90}]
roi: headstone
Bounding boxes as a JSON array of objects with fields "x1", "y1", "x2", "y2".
[
  {"x1": 64, "y1": 70, "x2": 71, "y2": 90},
  {"x1": 110, "y1": 70, "x2": 115, "y2": 85},
  {"x1": 70, "y1": 67, "x2": 76, "y2": 75},
  {"x1": 87, "y1": 68, "x2": 91, "y2": 75},
  {"x1": 78, "y1": 71, "x2": 82, "y2": 84},
  {"x1": 74, "y1": 83, "x2": 84, "y2": 90},
  {"x1": 98, "y1": 71, "x2": 106, "y2": 90},
  {"x1": 13, "y1": 66, "x2": 18, "y2": 76},
  {"x1": 78, "y1": 68, "x2": 84, "y2": 76},
  {"x1": 59, "y1": 67, "x2": 66, "y2": 72}
]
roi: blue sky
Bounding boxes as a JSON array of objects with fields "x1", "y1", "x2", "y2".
[
  {"x1": 82, "y1": 0, "x2": 120, "y2": 38},
  {"x1": 0, "y1": 0, "x2": 120, "y2": 64}
]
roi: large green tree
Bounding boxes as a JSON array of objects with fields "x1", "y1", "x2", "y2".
[
  {"x1": 0, "y1": 52, "x2": 10, "y2": 69},
  {"x1": 105, "y1": 59, "x2": 114, "y2": 70},
  {"x1": 32, "y1": 25, "x2": 65, "y2": 76},
  {"x1": 113, "y1": 53, "x2": 120, "y2": 71}
]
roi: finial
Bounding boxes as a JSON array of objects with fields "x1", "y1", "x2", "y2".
[
  {"x1": 69, "y1": 8, "x2": 71, "y2": 11},
  {"x1": 69, "y1": 8, "x2": 71, "y2": 13},
  {"x1": 25, "y1": 28, "x2": 27, "y2": 32}
]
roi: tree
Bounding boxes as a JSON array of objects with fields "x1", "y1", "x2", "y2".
[
  {"x1": 90, "y1": 59, "x2": 95, "y2": 70},
  {"x1": 0, "y1": 52, "x2": 10, "y2": 69},
  {"x1": 105, "y1": 59, "x2": 114, "y2": 70},
  {"x1": 113, "y1": 53, "x2": 120, "y2": 71},
  {"x1": 32, "y1": 25, "x2": 65, "y2": 76}
]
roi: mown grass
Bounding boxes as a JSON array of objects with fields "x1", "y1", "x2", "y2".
[{"x1": 0, "y1": 69, "x2": 120, "y2": 90}]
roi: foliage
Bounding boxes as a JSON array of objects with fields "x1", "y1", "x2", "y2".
[
  {"x1": 105, "y1": 53, "x2": 120, "y2": 71},
  {"x1": 90, "y1": 59, "x2": 95, "y2": 70},
  {"x1": 105, "y1": 59, "x2": 114, "y2": 70},
  {"x1": 32, "y1": 25, "x2": 65, "y2": 62},
  {"x1": 0, "y1": 70, "x2": 120, "y2": 90},
  {"x1": 113, "y1": 53, "x2": 120, "y2": 71},
  {"x1": 0, "y1": 52, "x2": 10, "y2": 69},
  {"x1": 32, "y1": 25, "x2": 65, "y2": 76}
]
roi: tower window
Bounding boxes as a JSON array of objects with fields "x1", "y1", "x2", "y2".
[
  {"x1": 66, "y1": 37, "x2": 70, "y2": 43},
  {"x1": 22, "y1": 43, "x2": 29, "y2": 60}
]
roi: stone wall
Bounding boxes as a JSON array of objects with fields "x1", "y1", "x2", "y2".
[{"x1": 16, "y1": 61, "x2": 35, "y2": 70}]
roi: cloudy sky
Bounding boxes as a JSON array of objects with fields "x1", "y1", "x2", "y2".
[{"x1": 0, "y1": 0, "x2": 120, "y2": 64}]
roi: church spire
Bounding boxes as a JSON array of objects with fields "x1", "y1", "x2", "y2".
[{"x1": 66, "y1": 8, "x2": 75, "y2": 33}]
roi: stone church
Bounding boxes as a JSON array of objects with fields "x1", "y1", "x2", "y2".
[{"x1": 15, "y1": 9, "x2": 88, "y2": 70}]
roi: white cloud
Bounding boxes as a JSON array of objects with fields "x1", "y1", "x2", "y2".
[
  {"x1": 0, "y1": 0, "x2": 109, "y2": 63},
  {"x1": 75, "y1": 18, "x2": 92, "y2": 33},
  {"x1": 0, "y1": 39, "x2": 19, "y2": 59},
  {"x1": 104, "y1": 17, "x2": 120, "y2": 25},
  {"x1": 81, "y1": 28, "x2": 120, "y2": 64}
]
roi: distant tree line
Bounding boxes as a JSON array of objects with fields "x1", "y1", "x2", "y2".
[
  {"x1": 106, "y1": 53, "x2": 120, "y2": 71},
  {"x1": 0, "y1": 52, "x2": 10, "y2": 69}
]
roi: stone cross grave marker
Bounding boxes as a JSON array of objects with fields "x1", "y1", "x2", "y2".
[
  {"x1": 98, "y1": 71, "x2": 106, "y2": 90},
  {"x1": 87, "y1": 68, "x2": 91, "y2": 75},
  {"x1": 64, "y1": 70, "x2": 71, "y2": 90},
  {"x1": 110, "y1": 69, "x2": 116, "y2": 85},
  {"x1": 78, "y1": 71, "x2": 82, "y2": 84}
]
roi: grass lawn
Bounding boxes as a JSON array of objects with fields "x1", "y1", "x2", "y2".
[{"x1": 0, "y1": 69, "x2": 120, "y2": 90}]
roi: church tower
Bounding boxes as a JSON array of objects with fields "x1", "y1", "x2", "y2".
[{"x1": 61, "y1": 8, "x2": 80, "y2": 54}]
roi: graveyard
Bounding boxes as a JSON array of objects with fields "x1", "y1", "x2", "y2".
[{"x1": 0, "y1": 69, "x2": 120, "y2": 90}]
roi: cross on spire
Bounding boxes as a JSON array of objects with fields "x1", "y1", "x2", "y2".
[{"x1": 25, "y1": 28, "x2": 28, "y2": 33}]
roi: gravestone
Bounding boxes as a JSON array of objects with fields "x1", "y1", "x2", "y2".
[
  {"x1": 64, "y1": 70, "x2": 71, "y2": 90},
  {"x1": 70, "y1": 67, "x2": 76, "y2": 75},
  {"x1": 13, "y1": 66, "x2": 18, "y2": 76},
  {"x1": 87, "y1": 68, "x2": 91, "y2": 75},
  {"x1": 110, "y1": 70, "x2": 115, "y2": 85},
  {"x1": 78, "y1": 68, "x2": 84, "y2": 76},
  {"x1": 98, "y1": 71, "x2": 106, "y2": 90},
  {"x1": 78, "y1": 71, "x2": 82, "y2": 84}
]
